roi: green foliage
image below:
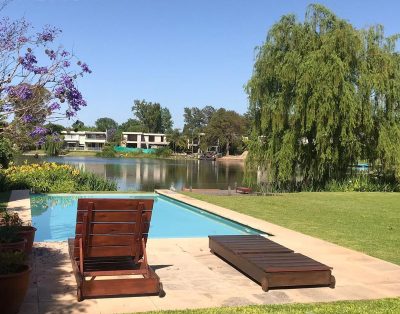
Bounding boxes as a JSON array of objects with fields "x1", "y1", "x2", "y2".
[
  {"x1": 246, "y1": 4, "x2": 400, "y2": 190},
  {"x1": 184, "y1": 192, "x2": 400, "y2": 265},
  {"x1": 154, "y1": 147, "x2": 172, "y2": 157},
  {"x1": 136, "y1": 298, "x2": 400, "y2": 314},
  {"x1": 95, "y1": 117, "x2": 118, "y2": 132},
  {"x1": 204, "y1": 108, "x2": 246, "y2": 155},
  {"x1": 132, "y1": 100, "x2": 173, "y2": 133},
  {"x1": 167, "y1": 129, "x2": 187, "y2": 153},
  {"x1": 0, "y1": 137, "x2": 14, "y2": 168},
  {"x1": 71, "y1": 120, "x2": 85, "y2": 131},
  {"x1": 118, "y1": 118, "x2": 143, "y2": 132},
  {"x1": 1, "y1": 162, "x2": 117, "y2": 193},
  {"x1": 96, "y1": 145, "x2": 116, "y2": 158},
  {"x1": 325, "y1": 176, "x2": 398, "y2": 192},
  {"x1": 44, "y1": 123, "x2": 65, "y2": 134},
  {"x1": 0, "y1": 251, "x2": 26, "y2": 275},
  {"x1": 43, "y1": 136, "x2": 63, "y2": 156},
  {"x1": 0, "y1": 226, "x2": 22, "y2": 244}
]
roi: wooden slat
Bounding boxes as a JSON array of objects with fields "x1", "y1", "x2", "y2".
[
  {"x1": 83, "y1": 277, "x2": 160, "y2": 297},
  {"x1": 77, "y1": 198, "x2": 154, "y2": 212},
  {"x1": 73, "y1": 235, "x2": 147, "y2": 247},
  {"x1": 74, "y1": 245, "x2": 133, "y2": 257},
  {"x1": 76, "y1": 223, "x2": 138, "y2": 235},
  {"x1": 209, "y1": 235, "x2": 334, "y2": 291},
  {"x1": 76, "y1": 211, "x2": 152, "y2": 224},
  {"x1": 209, "y1": 235, "x2": 293, "y2": 254}
]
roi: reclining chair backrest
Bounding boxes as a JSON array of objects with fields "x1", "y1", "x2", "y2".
[{"x1": 73, "y1": 198, "x2": 154, "y2": 261}]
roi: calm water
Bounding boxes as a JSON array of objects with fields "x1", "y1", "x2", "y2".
[
  {"x1": 30, "y1": 194, "x2": 261, "y2": 241},
  {"x1": 19, "y1": 156, "x2": 245, "y2": 191}
]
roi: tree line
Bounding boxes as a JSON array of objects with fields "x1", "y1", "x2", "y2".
[{"x1": 21, "y1": 100, "x2": 250, "y2": 155}]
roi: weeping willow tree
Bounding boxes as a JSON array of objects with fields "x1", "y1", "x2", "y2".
[{"x1": 246, "y1": 4, "x2": 400, "y2": 190}]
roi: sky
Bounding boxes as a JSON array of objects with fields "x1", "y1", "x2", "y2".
[{"x1": 3, "y1": 0, "x2": 400, "y2": 129}]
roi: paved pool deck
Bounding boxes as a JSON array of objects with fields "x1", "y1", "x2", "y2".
[{"x1": 7, "y1": 190, "x2": 400, "y2": 314}]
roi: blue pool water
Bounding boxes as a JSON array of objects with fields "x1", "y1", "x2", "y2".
[{"x1": 30, "y1": 194, "x2": 262, "y2": 241}]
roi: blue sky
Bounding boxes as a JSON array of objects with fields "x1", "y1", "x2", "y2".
[{"x1": 4, "y1": 0, "x2": 400, "y2": 129}]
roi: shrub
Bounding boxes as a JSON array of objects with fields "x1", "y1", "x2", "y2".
[
  {"x1": 1, "y1": 162, "x2": 117, "y2": 193},
  {"x1": 0, "y1": 251, "x2": 26, "y2": 274},
  {"x1": 154, "y1": 147, "x2": 172, "y2": 158},
  {"x1": 96, "y1": 145, "x2": 116, "y2": 158}
]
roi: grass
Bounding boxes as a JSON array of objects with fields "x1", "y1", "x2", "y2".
[
  {"x1": 140, "y1": 298, "x2": 400, "y2": 313},
  {"x1": 0, "y1": 191, "x2": 10, "y2": 212},
  {"x1": 182, "y1": 192, "x2": 400, "y2": 265},
  {"x1": 64, "y1": 151, "x2": 98, "y2": 157}
]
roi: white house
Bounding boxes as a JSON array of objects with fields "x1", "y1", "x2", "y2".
[
  {"x1": 61, "y1": 131, "x2": 107, "y2": 151},
  {"x1": 121, "y1": 132, "x2": 169, "y2": 149}
]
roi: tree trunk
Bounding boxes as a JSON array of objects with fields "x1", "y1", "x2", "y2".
[{"x1": 226, "y1": 142, "x2": 230, "y2": 156}]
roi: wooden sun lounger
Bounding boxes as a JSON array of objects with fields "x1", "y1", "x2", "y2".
[
  {"x1": 68, "y1": 198, "x2": 164, "y2": 301},
  {"x1": 209, "y1": 235, "x2": 335, "y2": 291}
]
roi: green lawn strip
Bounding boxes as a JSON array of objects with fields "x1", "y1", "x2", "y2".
[
  {"x1": 138, "y1": 298, "x2": 400, "y2": 314},
  {"x1": 182, "y1": 192, "x2": 400, "y2": 265},
  {"x1": 0, "y1": 191, "x2": 10, "y2": 212}
]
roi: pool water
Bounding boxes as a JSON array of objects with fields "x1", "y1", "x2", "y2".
[{"x1": 30, "y1": 194, "x2": 262, "y2": 241}]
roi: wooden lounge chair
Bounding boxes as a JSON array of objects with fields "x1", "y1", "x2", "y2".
[
  {"x1": 68, "y1": 198, "x2": 164, "y2": 301},
  {"x1": 209, "y1": 235, "x2": 335, "y2": 291}
]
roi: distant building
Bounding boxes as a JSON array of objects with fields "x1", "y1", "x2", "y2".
[
  {"x1": 187, "y1": 133, "x2": 205, "y2": 153},
  {"x1": 61, "y1": 131, "x2": 106, "y2": 151},
  {"x1": 121, "y1": 132, "x2": 169, "y2": 149}
]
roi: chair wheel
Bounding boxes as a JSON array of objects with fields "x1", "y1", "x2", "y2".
[{"x1": 158, "y1": 283, "x2": 166, "y2": 298}]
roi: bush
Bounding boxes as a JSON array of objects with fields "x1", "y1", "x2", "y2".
[
  {"x1": 154, "y1": 147, "x2": 172, "y2": 157},
  {"x1": 96, "y1": 145, "x2": 116, "y2": 158},
  {"x1": 325, "y1": 176, "x2": 399, "y2": 192},
  {"x1": 0, "y1": 138, "x2": 14, "y2": 168},
  {"x1": 1, "y1": 162, "x2": 117, "y2": 193}
]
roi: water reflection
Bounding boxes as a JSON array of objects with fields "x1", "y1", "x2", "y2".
[{"x1": 17, "y1": 156, "x2": 245, "y2": 191}]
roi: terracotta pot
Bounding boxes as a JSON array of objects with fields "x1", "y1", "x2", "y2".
[
  {"x1": 0, "y1": 265, "x2": 31, "y2": 314},
  {"x1": 17, "y1": 226, "x2": 36, "y2": 254},
  {"x1": 0, "y1": 239, "x2": 26, "y2": 253}
]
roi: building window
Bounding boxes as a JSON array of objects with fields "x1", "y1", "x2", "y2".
[
  {"x1": 127, "y1": 134, "x2": 137, "y2": 141},
  {"x1": 149, "y1": 135, "x2": 155, "y2": 142}
]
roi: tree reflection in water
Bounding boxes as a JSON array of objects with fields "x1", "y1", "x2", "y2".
[{"x1": 20, "y1": 157, "x2": 245, "y2": 191}]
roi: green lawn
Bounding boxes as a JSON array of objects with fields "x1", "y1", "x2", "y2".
[
  {"x1": 182, "y1": 192, "x2": 400, "y2": 265},
  {"x1": 140, "y1": 298, "x2": 400, "y2": 314},
  {"x1": 0, "y1": 191, "x2": 10, "y2": 212}
]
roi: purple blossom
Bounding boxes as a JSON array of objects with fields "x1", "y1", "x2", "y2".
[
  {"x1": 7, "y1": 84, "x2": 33, "y2": 100},
  {"x1": 54, "y1": 86, "x2": 65, "y2": 97},
  {"x1": 22, "y1": 114, "x2": 35, "y2": 123},
  {"x1": 45, "y1": 49, "x2": 56, "y2": 60},
  {"x1": 66, "y1": 109, "x2": 76, "y2": 118},
  {"x1": 30, "y1": 126, "x2": 48, "y2": 137},
  {"x1": 37, "y1": 137, "x2": 46, "y2": 146},
  {"x1": 33, "y1": 66, "x2": 48, "y2": 75},
  {"x1": 60, "y1": 50, "x2": 69, "y2": 57},
  {"x1": 48, "y1": 102, "x2": 61, "y2": 111},
  {"x1": 19, "y1": 52, "x2": 37, "y2": 71},
  {"x1": 18, "y1": 36, "x2": 28, "y2": 43},
  {"x1": 63, "y1": 60, "x2": 70, "y2": 67},
  {"x1": 37, "y1": 25, "x2": 60, "y2": 42},
  {"x1": 80, "y1": 63, "x2": 92, "y2": 74}
]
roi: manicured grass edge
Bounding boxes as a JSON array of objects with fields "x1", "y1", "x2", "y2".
[{"x1": 136, "y1": 298, "x2": 400, "y2": 314}]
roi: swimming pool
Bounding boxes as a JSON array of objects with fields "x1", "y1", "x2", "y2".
[{"x1": 30, "y1": 194, "x2": 262, "y2": 241}]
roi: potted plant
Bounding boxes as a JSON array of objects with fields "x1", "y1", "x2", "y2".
[
  {"x1": 0, "y1": 226, "x2": 26, "y2": 253},
  {"x1": 0, "y1": 251, "x2": 31, "y2": 314},
  {"x1": 1, "y1": 212, "x2": 36, "y2": 254}
]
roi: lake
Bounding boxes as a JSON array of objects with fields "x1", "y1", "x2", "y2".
[{"x1": 18, "y1": 156, "x2": 245, "y2": 191}]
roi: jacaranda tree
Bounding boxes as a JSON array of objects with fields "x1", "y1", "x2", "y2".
[
  {"x1": 246, "y1": 4, "x2": 400, "y2": 190},
  {"x1": 0, "y1": 16, "x2": 91, "y2": 145}
]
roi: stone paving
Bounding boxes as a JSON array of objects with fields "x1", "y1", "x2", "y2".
[{"x1": 7, "y1": 190, "x2": 400, "y2": 313}]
